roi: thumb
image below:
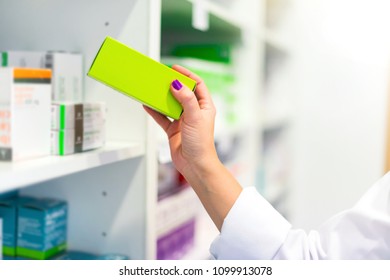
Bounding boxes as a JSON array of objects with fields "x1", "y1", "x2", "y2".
[{"x1": 170, "y1": 79, "x2": 200, "y2": 119}]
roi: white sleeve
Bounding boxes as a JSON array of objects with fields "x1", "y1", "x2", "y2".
[{"x1": 210, "y1": 173, "x2": 390, "y2": 260}]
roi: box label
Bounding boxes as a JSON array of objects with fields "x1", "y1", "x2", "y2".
[{"x1": 74, "y1": 104, "x2": 83, "y2": 153}]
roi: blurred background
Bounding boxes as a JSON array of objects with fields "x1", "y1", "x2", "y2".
[
  {"x1": 262, "y1": 0, "x2": 390, "y2": 230},
  {"x1": 159, "y1": 0, "x2": 390, "y2": 256},
  {"x1": 1, "y1": 0, "x2": 390, "y2": 260}
]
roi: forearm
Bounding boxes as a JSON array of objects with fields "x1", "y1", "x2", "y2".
[{"x1": 182, "y1": 158, "x2": 243, "y2": 231}]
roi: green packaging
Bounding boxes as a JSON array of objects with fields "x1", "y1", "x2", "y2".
[{"x1": 87, "y1": 36, "x2": 197, "y2": 120}]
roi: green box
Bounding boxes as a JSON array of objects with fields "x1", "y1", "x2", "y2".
[{"x1": 87, "y1": 36, "x2": 197, "y2": 120}]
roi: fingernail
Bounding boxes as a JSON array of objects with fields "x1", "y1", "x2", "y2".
[{"x1": 172, "y1": 79, "x2": 182, "y2": 90}]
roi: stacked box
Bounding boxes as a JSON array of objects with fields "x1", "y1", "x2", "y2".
[
  {"x1": 0, "y1": 68, "x2": 51, "y2": 161},
  {"x1": 0, "y1": 196, "x2": 37, "y2": 258},
  {"x1": 17, "y1": 198, "x2": 67, "y2": 260},
  {"x1": 1, "y1": 51, "x2": 83, "y2": 102},
  {"x1": 51, "y1": 101, "x2": 106, "y2": 130},
  {"x1": 50, "y1": 102, "x2": 106, "y2": 155},
  {"x1": 156, "y1": 187, "x2": 198, "y2": 260},
  {"x1": 1, "y1": 51, "x2": 45, "y2": 67}
]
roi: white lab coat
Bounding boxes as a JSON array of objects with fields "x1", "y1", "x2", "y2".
[{"x1": 210, "y1": 172, "x2": 390, "y2": 259}]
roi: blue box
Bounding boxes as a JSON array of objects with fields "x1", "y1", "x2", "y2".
[
  {"x1": 0, "y1": 196, "x2": 36, "y2": 257},
  {"x1": 0, "y1": 190, "x2": 18, "y2": 200},
  {"x1": 17, "y1": 198, "x2": 67, "y2": 260},
  {"x1": 52, "y1": 250, "x2": 97, "y2": 260}
]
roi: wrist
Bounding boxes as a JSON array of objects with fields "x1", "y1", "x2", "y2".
[{"x1": 182, "y1": 153, "x2": 223, "y2": 190}]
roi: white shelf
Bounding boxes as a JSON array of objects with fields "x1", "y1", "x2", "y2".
[
  {"x1": 0, "y1": 141, "x2": 145, "y2": 192},
  {"x1": 186, "y1": 0, "x2": 248, "y2": 30}
]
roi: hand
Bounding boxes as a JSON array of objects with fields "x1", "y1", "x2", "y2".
[
  {"x1": 144, "y1": 65, "x2": 219, "y2": 177},
  {"x1": 145, "y1": 65, "x2": 242, "y2": 231}
]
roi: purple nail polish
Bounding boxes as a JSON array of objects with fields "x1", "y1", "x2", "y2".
[{"x1": 172, "y1": 79, "x2": 182, "y2": 90}]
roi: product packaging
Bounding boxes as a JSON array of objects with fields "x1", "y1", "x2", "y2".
[
  {"x1": 17, "y1": 198, "x2": 67, "y2": 260},
  {"x1": 1, "y1": 50, "x2": 83, "y2": 102},
  {"x1": 50, "y1": 101, "x2": 106, "y2": 155},
  {"x1": 0, "y1": 196, "x2": 37, "y2": 257},
  {"x1": 0, "y1": 68, "x2": 51, "y2": 161},
  {"x1": 87, "y1": 36, "x2": 196, "y2": 120},
  {"x1": 156, "y1": 187, "x2": 198, "y2": 259},
  {"x1": 51, "y1": 126, "x2": 105, "y2": 155},
  {"x1": 51, "y1": 102, "x2": 106, "y2": 130}
]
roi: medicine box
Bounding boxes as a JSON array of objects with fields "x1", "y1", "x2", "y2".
[
  {"x1": 51, "y1": 126, "x2": 105, "y2": 155},
  {"x1": 1, "y1": 51, "x2": 45, "y2": 68},
  {"x1": 0, "y1": 68, "x2": 52, "y2": 161},
  {"x1": 156, "y1": 187, "x2": 198, "y2": 259},
  {"x1": 53, "y1": 250, "x2": 130, "y2": 260},
  {"x1": 53, "y1": 250, "x2": 97, "y2": 260},
  {"x1": 51, "y1": 102, "x2": 106, "y2": 130},
  {"x1": 17, "y1": 198, "x2": 67, "y2": 260},
  {"x1": 0, "y1": 196, "x2": 37, "y2": 257},
  {"x1": 1, "y1": 51, "x2": 83, "y2": 102},
  {"x1": 87, "y1": 36, "x2": 197, "y2": 120}
]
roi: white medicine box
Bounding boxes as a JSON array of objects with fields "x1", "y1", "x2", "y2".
[
  {"x1": 1, "y1": 51, "x2": 83, "y2": 102},
  {"x1": 0, "y1": 68, "x2": 52, "y2": 161}
]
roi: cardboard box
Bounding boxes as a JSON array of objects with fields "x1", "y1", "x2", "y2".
[
  {"x1": 45, "y1": 52, "x2": 83, "y2": 102},
  {"x1": 53, "y1": 250, "x2": 97, "y2": 260},
  {"x1": 157, "y1": 218, "x2": 195, "y2": 260},
  {"x1": 1, "y1": 51, "x2": 83, "y2": 102},
  {"x1": 0, "y1": 196, "x2": 37, "y2": 257},
  {"x1": 1, "y1": 51, "x2": 45, "y2": 68},
  {"x1": 0, "y1": 68, "x2": 52, "y2": 161},
  {"x1": 17, "y1": 198, "x2": 67, "y2": 260},
  {"x1": 51, "y1": 126, "x2": 105, "y2": 155},
  {"x1": 51, "y1": 101, "x2": 106, "y2": 130},
  {"x1": 87, "y1": 36, "x2": 197, "y2": 120}
]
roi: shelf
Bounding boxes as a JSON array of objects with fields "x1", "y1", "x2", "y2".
[
  {"x1": 161, "y1": 0, "x2": 242, "y2": 45},
  {"x1": 0, "y1": 141, "x2": 145, "y2": 192},
  {"x1": 185, "y1": 0, "x2": 248, "y2": 30}
]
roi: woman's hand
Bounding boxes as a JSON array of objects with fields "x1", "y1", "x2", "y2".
[
  {"x1": 144, "y1": 64, "x2": 242, "y2": 231},
  {"x1": 144, "y1": 64, "x2": 219, "y2": 178}
]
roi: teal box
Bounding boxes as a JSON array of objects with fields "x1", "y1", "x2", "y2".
[
  {"x1": 0, "y1": 190, "x2": 18, "y2": 200},
  {"x1": 17, "y1": 198, "x2": 67, "y2": 260},
  {"x1": 52, "y1": 250, "x2": 96, "y2": 260},
  {"x1": 0, "y1": 196, "x2": 36, "y2": 257},
  {"x1": 97, "y1": 253, "x2": 129, "y2": 260}
]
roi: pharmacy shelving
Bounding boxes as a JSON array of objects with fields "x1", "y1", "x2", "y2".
[
  {"x1": 0, "y1": 142, "x2": 144, "y2": 192},
  {"x1": 160, "y1": 0, "x2": 263, "y2": 259},
  {"x1": 0, "y1": 0, "x2": 264, "y2": 260},
  {"x1": 0, "y1": 0, "x2": 158, "y2": 260},
  {"x1": 256, "y1": 0, "x2": 294, "y2": 218}
]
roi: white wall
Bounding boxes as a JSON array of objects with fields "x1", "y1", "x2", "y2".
[{"x1": 288, "y1": 0, "x2": 390, "y2": 230}]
